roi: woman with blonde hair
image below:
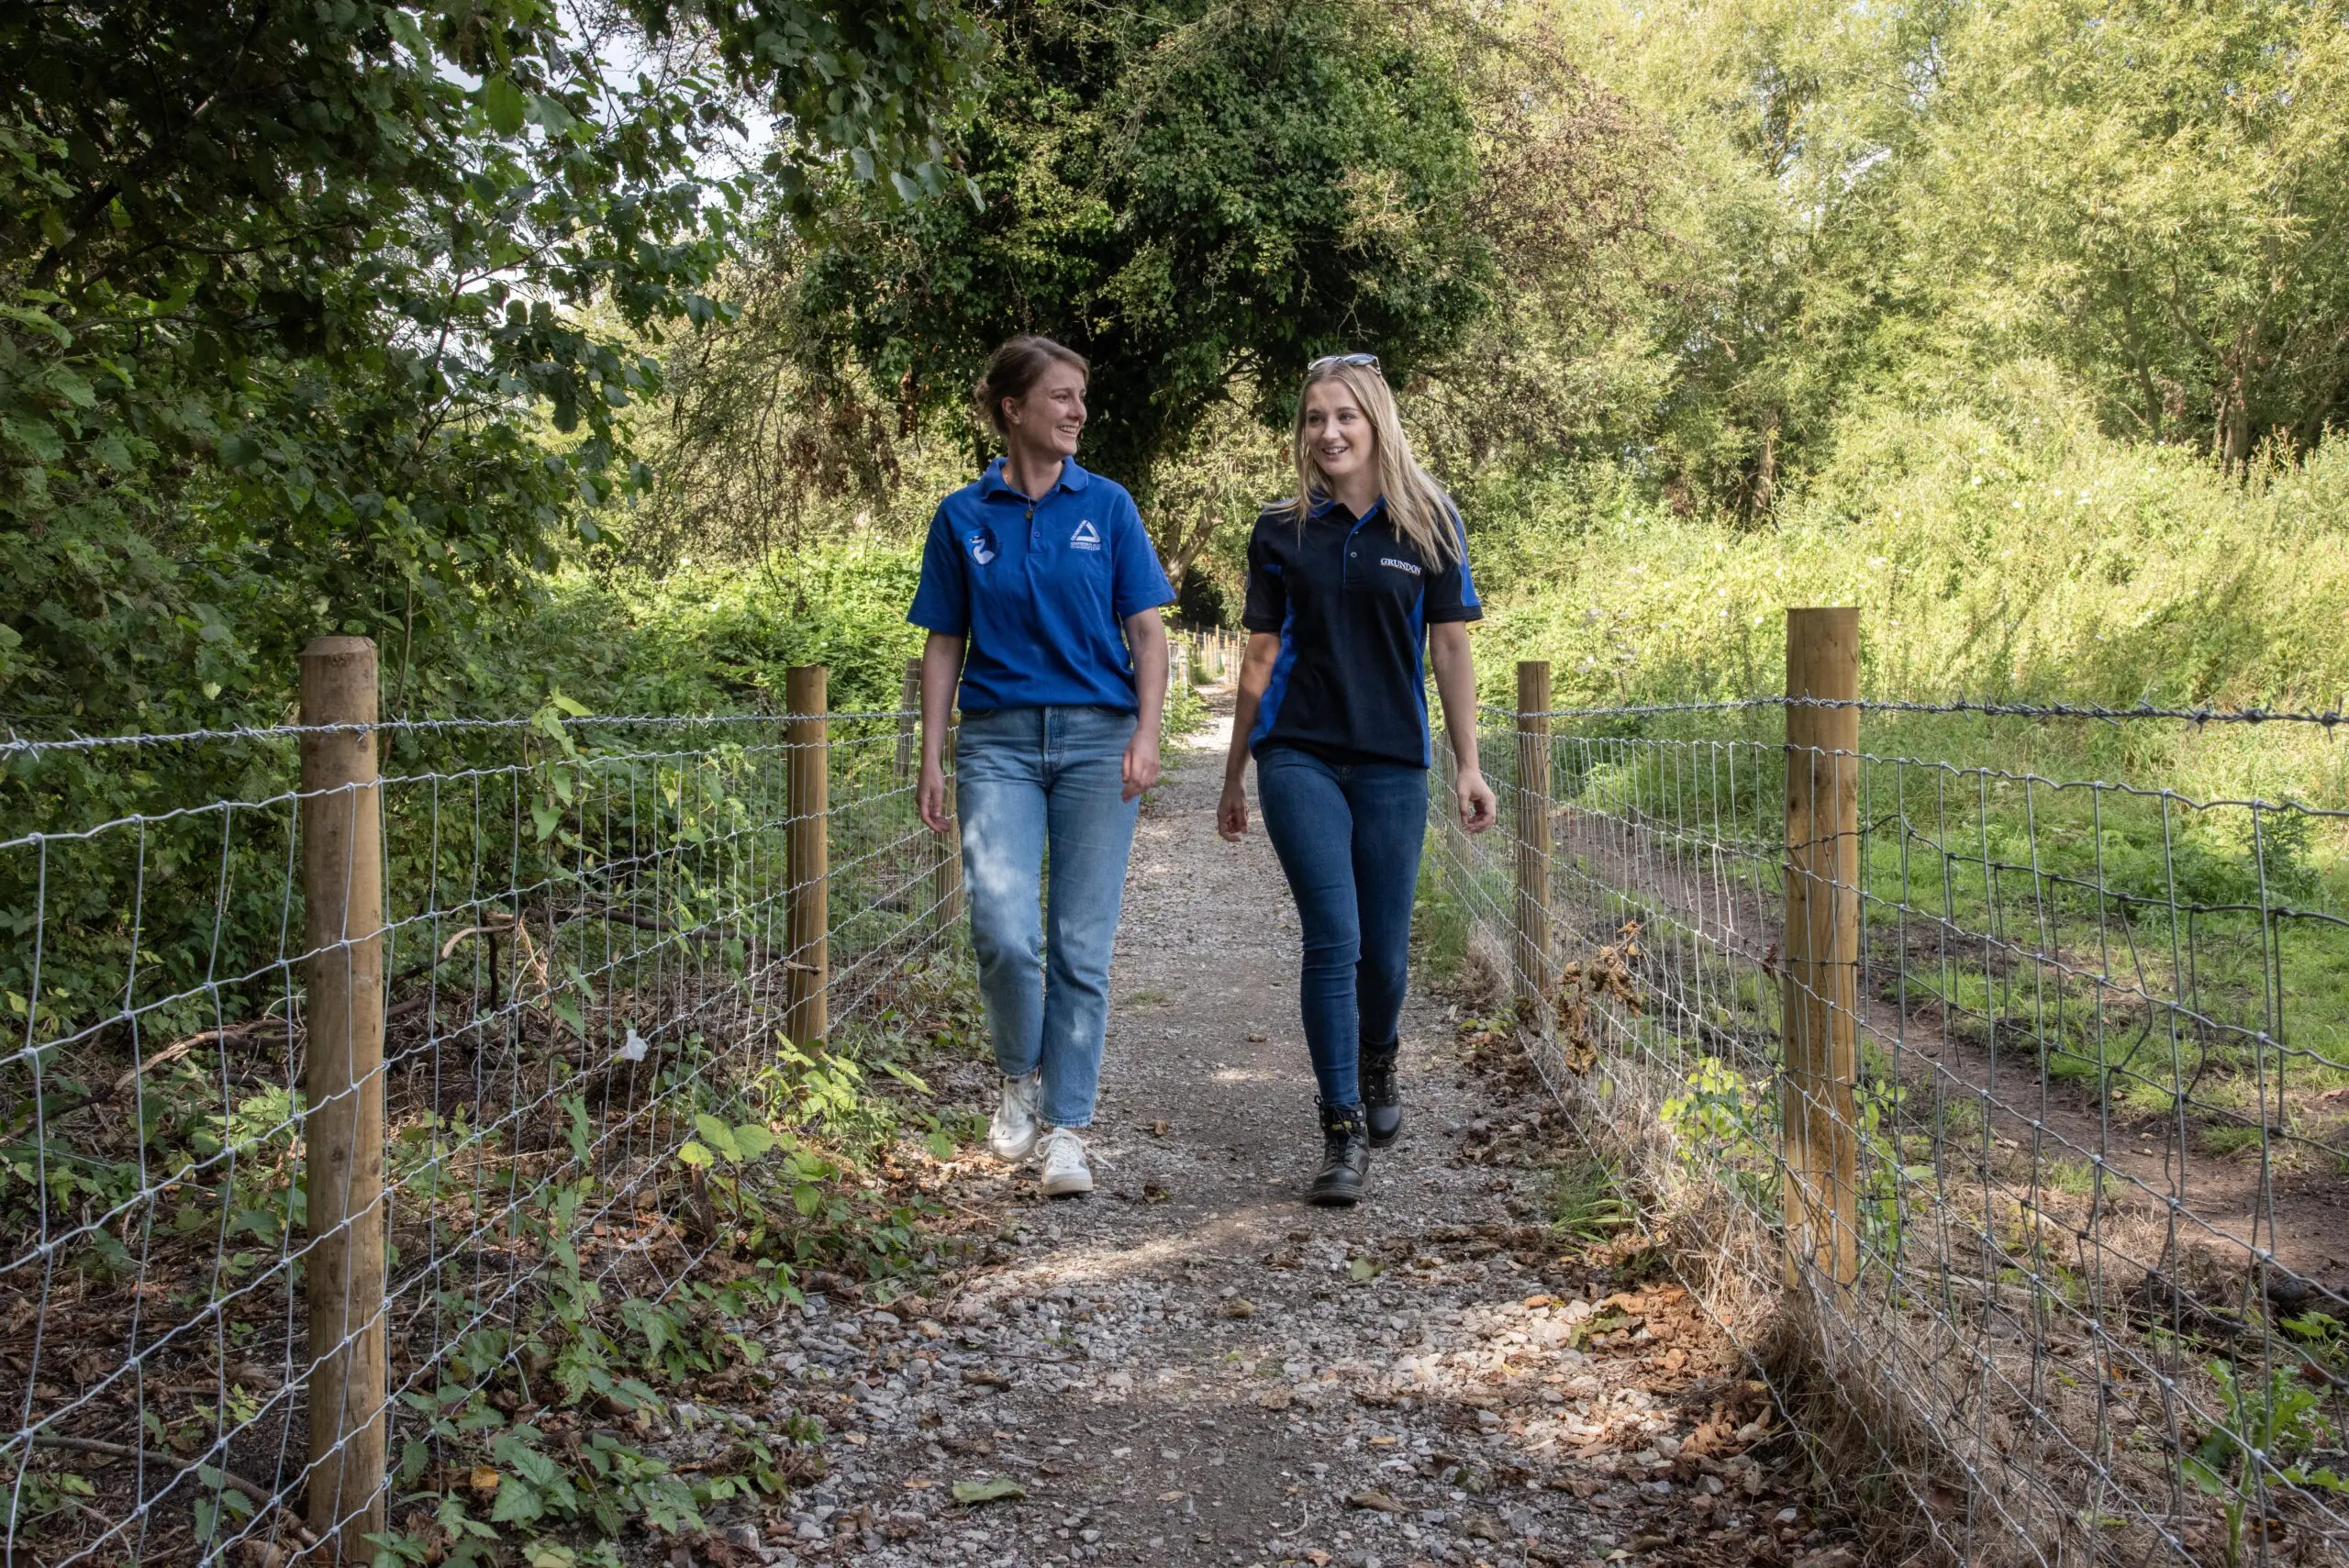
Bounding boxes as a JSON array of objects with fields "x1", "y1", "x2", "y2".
[{"x1": 1217, "y1": 353, "x2": 1497, "y2": 1205}]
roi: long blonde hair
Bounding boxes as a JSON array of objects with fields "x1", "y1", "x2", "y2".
[{"x1": 1281, "y1": 359, "x2": 1461, "y2": 565}]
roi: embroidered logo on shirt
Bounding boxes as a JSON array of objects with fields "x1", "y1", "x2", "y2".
[
  {"x1": 1070, "y1": 519, "x2": 1102, "y2": 550},
  {"x1": 967, "y1": 529, "x2": 997, "y2": 565},
  {"x1": 1380, "y1": 557, "x2": 1423, "y2": 577}
]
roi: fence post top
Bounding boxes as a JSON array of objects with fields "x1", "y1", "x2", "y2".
[{"x1": 300, "y1": 635, "x2": 378, "y2": 662}]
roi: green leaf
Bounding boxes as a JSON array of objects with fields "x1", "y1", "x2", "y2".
[
  {"x1": 489, "y1": 1474, "x2": 544, "y2": 1523},
  {"x1": 952, "y1": 1476, "x2": 1026, "y2": 1505},
  {"x1": 880, "y1": 1061, "x2": 932, "y2": 1095},
  {"x1": 385, "y1": 9, "x2": 428, "y2": 58},
  {"x1": 730, "y1": 1122, "x2": 775, "y2": 1159},
  {"x1": 677, "y1": 1141, "x2": 714, "y2": 1168},
  {"x1": 694, "y1": 1113, "x2": 740, "y2": 1161},
  {"x1": 483, "y1": 78, "x2": 528, "y2": 136}
]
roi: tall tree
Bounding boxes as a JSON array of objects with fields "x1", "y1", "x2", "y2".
[
  {"x1": 1915, "y1": 0, "x2": 2349, "y2": 463},
  {"x1": 0, "y1": 0, "x2": 984, "y2": 729},
  {"x1": 784, "y1": 0, "x2": 1494, "y2": 540}
]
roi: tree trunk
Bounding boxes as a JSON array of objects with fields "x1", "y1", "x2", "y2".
[
  {"x1": 1748, "y1": 408, "x2": 1782, "y2": 522},
  {"x1": 2214, "y1": 325, "x2": 2259, "y2": 473}
]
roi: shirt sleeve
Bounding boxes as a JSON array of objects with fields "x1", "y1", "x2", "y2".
[
  {"x1": 907, "y1": 504, "x2": 970, "y2": 635},
  {"x1": 1424, "y1": 505, "x2": 1483, "y2": 625},
  {"x1": 1240, "y1": 514, "x2": 1286, "y2": 633},
  {"x1": 1109, "y1": 492, "x2": 1176, "y2": 620}
]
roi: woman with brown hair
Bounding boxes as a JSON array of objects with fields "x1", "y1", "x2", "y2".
[{"x1": 910, "y1": 336, "x2": 1176, "y2": 1196}]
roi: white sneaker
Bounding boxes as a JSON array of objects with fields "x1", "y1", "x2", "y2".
[
  {"x1": 988, "y1": 1072, "x2": 1042, "y2": 1162},
  {"x1": 1038, "y1": 1127, "x2": 1095, "y2": 1197}
]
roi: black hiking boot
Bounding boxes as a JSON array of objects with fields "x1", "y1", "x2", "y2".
[
  {"x1": 1361, "y1": 1043, "x2": 1402, "y2": 1149},
  {"x1": 1308, "y1": 1100, "x2": 1371, "y2": 1207}
]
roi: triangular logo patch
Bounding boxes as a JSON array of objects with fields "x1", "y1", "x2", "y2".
[{"x1": 1070, "y1": 519, "x2": 1102, "y2": 550}]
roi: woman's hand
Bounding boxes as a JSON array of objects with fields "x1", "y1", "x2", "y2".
[
  {"x1": 1218, "y1": 778, "x2": 1250, "y2": 840},
  {"x1": 1122, "y1": 729, "x2": 1162, "y2": 802},
  {"x1": 918, "y1": 762, "x2": 952, "y2": 835},
  {"x1": 1456, "y1": 766, "x2": 1498, "y2": 834}
]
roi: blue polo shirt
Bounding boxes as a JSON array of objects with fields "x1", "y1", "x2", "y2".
[
  {"x1": 1241, "y1": 495, "x2": 1481, "y2": 768},
  {"x1": 908, "y1": 459, "x2": 1175, "y2": 713}
]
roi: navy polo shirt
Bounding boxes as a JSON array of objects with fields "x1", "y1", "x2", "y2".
[
  {"x1": 908, "y1": 458, "x2": 1175, "y2": 713},
  {"x1": 1241, "y1": 495, "x2": 1481, "y2": 768}
]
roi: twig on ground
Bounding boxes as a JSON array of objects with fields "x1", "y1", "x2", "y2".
[{"x1": 28, "y1": 1432, "x2": 321, "y2": 1550}]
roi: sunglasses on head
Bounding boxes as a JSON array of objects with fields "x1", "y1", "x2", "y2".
[{"x1": 1308, "y1": 351, "x2": 1381, "y2": 373}]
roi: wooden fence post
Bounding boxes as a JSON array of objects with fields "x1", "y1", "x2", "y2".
[
  {"x1": 933, "y1": 713, "x2": 963, "y2": 931},
  {"x1": 785, "y1": 666, "x2": 829, "y2": 1046},
  {"x1": 896, "y1": 659, "x2": 921, "y2": 784},
  {"x1": 299, "y1": 636, "x2": 387, "y2": 1562},
  {"x1": 1782, "y1": 607, "x2": 1862, "y2": 1295},
  {"x1": 1512, "y1": 661, "x2": 1554, "y2": 1008}
]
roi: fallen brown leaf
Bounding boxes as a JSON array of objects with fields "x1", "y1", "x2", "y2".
[{"x1": 1346, "y1": 1489, "x2": 1407, "y2": 1514}]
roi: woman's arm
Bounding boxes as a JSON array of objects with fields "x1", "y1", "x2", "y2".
[
  {"x1": 1123, "y1": 609, "x2": 1168, "y2": 801},
  {"x1": 1218, "y1": 632, "x2": 1282, "y2": 840},
  {"x1": 917, "y1": 631, "x2": 964, "y2": 834},
  {"x1": 1429, "y1": 621, "x2": 1497, "y2": 833}
]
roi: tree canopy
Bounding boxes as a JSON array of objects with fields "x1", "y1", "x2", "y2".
[
  {"x1": 0, "y1": 0, "x2": 983, "y2": 730},
  {"x1": 789, "y1": 0, "x2": 1495, "y2": 490}
]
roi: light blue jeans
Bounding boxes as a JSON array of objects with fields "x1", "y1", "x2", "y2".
[{"x1": 955, "y1": 706, "x2": 1141, "y2": 1129}]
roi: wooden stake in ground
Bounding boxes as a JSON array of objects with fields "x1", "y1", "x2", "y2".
[
  {"x1": 932, "y1": 702, "x2": 963, "y2": 933},
  {"x1": 1781, "y1": 607, "x2": 1862, "y2": 1295},
  {"x1": 298, "y1": 636, "x2": 388, "y2": 1562},
  {"x1": 1513, "y1": 661, "x2": 1555, "y2": 1008},
  {"x1": 786, "y1": 665, "x2": 829, "y2": 1046},
  {"x1": 896, "y1": 659, "x2": 921, "y2": 784}
]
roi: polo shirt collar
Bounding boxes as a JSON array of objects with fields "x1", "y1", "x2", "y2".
[
  {"x1": 1308, "y1": 492, "x2": 1386, "y2": 523},
  {"x1": 980, "y1": 457, "x2": 1093, "y2": 499}
]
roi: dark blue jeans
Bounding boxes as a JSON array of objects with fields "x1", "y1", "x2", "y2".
[{"x1": 1254, "y1": 746, "x2": 1428, "y2": 1108}]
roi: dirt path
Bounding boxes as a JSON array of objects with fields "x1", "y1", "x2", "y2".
[{"x1": 727, "y1": 686, "x2": 1837, "y2": 1568}]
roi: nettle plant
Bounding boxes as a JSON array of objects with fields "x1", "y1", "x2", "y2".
[
  {"x1": 365, "y1": 1175, "x2": 811, "y2": 1567},
  {"x1": 2184, "y1": 1355, "x2": 2349, "y2": 1568}
]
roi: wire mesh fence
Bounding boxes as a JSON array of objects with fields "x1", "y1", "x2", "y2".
[
  {"x1": 0, "y1": 647, "x2": 963, "y2": 1565},
  {"x1": 1429, "y1": 634, "x2": 2349, "y2": 1566}
]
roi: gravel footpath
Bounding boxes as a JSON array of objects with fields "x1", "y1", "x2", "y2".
[{"x1": 707, "y1": 688, "x2": 1843, "y2": 1568}]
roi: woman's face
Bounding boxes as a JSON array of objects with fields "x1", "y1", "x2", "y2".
[
  {"x1": 1004, "y1": 361, "x2": 1088, "y2": 459},
  {"x1": 1302, "y1": 379, "x2": 1376, "y2": 487}
]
